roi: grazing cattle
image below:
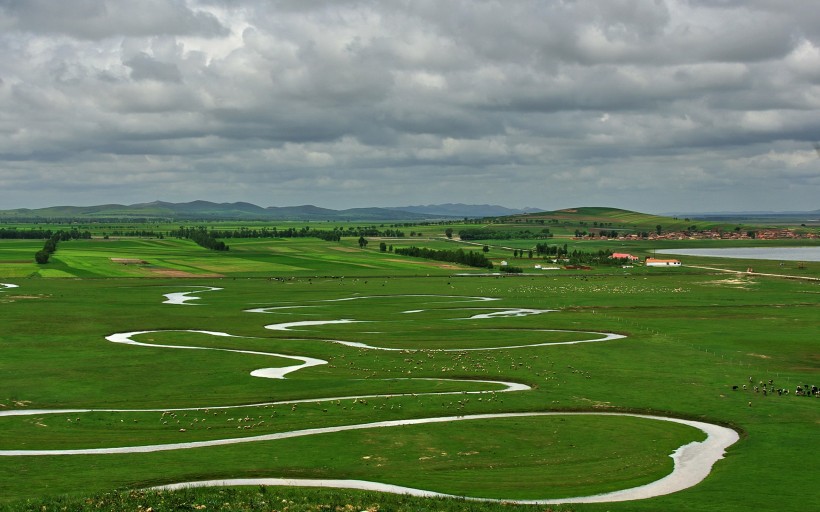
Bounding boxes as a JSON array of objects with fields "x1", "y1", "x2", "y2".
[{"x1": 732, "y1": 385, "x2": 739, "y2": 390}]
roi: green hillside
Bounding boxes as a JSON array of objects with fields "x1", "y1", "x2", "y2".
[{"x1": 502, "y1": 206, "x2": 724, "y2": 233}]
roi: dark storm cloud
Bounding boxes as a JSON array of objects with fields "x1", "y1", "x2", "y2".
[{"x1": 0, "y1": 0, "x2": 818, "y2": 211}]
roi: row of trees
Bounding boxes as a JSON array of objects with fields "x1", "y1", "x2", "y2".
[
  {"x1": 182, "y1": 226, "x2": 339, "y2": 241},
  {"x1": 168, "y1": 227, "x2": 229, "y2": 251},
  {"x1": 34, "y1": 233, "x2": 63, "y2": 264},
  {"x1": 106, "y1": 230, "x2": 164, "y2": 238},
  {"x1": 168, "y1": 225, "x2": 366, "y2": 248},
  {"x1": 393, "y1": 246, "x2": 493, "y2": 269},
  {"x1": 2, "y1": 228, "x2": 91, "y2": 240},
  {"x1": 336, "y1": 226, "x2": 405, "y2": 237},
  {"x1": 534, "y1": 243, "x2": 570, "y2": 257},
  {"x1": 2, "y1": 228, "x2": 55, "y2": 239},
  {"x1": 456, "y1": 228, "x2": 552, "y2": 240},
  {"x1": 27, "y1": 229, "x2": 94, "y2": 264},
  {"x1": 562, "y1": 249, "x2": 621, "y2": 266},
  {"x1": 167, "y1": 226, "x2": 407, "y2": 242},
  {"x1": 534, "y1": 243, "x2": 633, "y2": 265}
]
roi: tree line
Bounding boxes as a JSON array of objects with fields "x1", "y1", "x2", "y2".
[
  {"x1": 393, "y1": 246, "x2": 493, "y2": 269},
  {"x1": 167, "y1": 225, "x2": 410, "y2": 245},
  {"x1": 168, "y1": 227, "x2": 229, "y2": 251},
  {"x1": 457, "y1": 228, "x2": 552, "y2": 240},
  {"x1": 34, "y1": 234, "x2": 60, "y2": 264},
  {"x1": 32, "y1": 229, "x2": 91, "y2": 264},
  {"x1": 106, "y1": 230, "x2": 164, "y2": 238},
  {"x1": 335, "y1": 226, "x2": 405, "y2": 237},
  {"x1": 188, "y1": 226, "x2": 405, "y2": 241},
  {"x1": 533, "y1": 243, "x2": 628, "y2": 266},
  {"x1": 534, "y1": 243, "x2": 569, "y2": 257},
  {"x1": 2, "y1": 228, "x2": 91, "y2": 240}
]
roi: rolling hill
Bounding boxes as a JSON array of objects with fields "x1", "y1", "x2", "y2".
[{"x1": 501, "y1": 206, "x2": 723, "y2": 233}]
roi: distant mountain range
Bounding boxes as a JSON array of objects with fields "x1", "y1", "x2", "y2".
[
  {"x1": 0, "y1": 200, "x2": 544, "y2": 221},
  {"x1": 5, "y1": 200, "x2": 813, "y2": 222}
]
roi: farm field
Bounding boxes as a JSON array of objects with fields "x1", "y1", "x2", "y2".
[
  {"x1": 0, "y1": 237, "x2": 471, "y2": 279},
  {"x1": 6, "y1": 228, "x2": 819, "y2": 281},
  {"x1": 1, "y1": 241, "x2": 818, "y2": 511}
]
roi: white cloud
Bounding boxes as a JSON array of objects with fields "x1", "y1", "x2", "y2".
[
  {"x1": 731, "y1": 149, "x2": 820, "y2": 169},
  {"x1": 0, "y1": 0, "x2": 818, "y2": 212}
]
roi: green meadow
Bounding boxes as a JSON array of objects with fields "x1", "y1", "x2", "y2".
[{"x1": 0, "y1": 225, "x2": 818, "y2": 511}]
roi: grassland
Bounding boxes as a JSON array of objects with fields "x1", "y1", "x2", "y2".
[{"x1": 0, "y1": 217, "x2": 818, "y2": 511}]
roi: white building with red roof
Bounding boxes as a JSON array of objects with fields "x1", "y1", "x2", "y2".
[
  {"x1": 611, "y1": 253, "x2": 639, "y2": 261},
  {"x1": 645, "y1": 257, "x2": 681, "y2": 267}
]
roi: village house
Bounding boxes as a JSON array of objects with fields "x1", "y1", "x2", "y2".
[
  {"x1": 611, "y1": 253, "x2": 639, "y2": 261},
  {"x1": 645, "y1": 257, "x2": 681, "y2": 267}
]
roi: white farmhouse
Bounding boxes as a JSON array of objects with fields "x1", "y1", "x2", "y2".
[{"x1": 645, "y1": 257, "x2": 681, "y2": 267}]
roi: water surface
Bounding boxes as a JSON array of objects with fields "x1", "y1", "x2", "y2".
[{"x1": 656, "y1": 247, "x2": 820, "y2": 262}]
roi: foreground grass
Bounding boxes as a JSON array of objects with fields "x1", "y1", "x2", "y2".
[
  {"x1": 1, "y1": 271, "x2": 818, "y2": 511},
  {"x1": 0, "y1": 486, "x2": 583, "y2": 512}
]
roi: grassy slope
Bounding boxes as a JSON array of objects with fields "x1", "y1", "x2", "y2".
[{"x1": 499, "y1": 206, "x2": 728, "y2": 234}]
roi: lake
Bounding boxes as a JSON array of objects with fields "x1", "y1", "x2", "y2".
[{"x1": 656, "y1": 247, "x2": 820, "y2": 262}]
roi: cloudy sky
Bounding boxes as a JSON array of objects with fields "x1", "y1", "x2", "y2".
[{"x1": 1, "y1": 1, "x2": 819, "y2": 213}]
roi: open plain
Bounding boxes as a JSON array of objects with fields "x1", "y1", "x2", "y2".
[{"x1": 1, "y1": 224, "x2": 818, "y2": 512}]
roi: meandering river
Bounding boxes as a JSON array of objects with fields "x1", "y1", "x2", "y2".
[{"x1": 0, "y1": 288, "x2": 739, "y2": 504}]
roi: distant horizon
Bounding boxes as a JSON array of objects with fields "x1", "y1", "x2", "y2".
[
  {"x1": 3, "y1": 197, "x2": 818, "y2": 217},
  {"x1": 3, "y1": 199, "x2": 818, "y2": 218}
]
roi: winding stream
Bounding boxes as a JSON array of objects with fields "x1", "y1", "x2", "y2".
[
  {"x1": 0, "y1": 288, "x2": 739, "y2": 503},
  {"x1": 163, "y1": 286, "x2": 223, "y2": 305}
]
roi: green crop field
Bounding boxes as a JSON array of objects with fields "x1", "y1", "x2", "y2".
[{"x1": 0, "y1": 226, "x2": 818, "y2": 512}]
